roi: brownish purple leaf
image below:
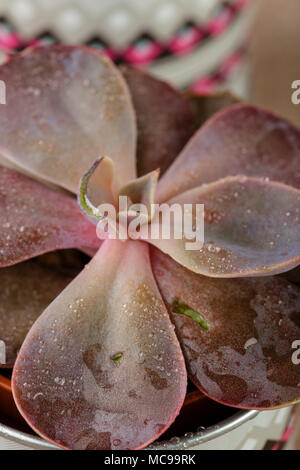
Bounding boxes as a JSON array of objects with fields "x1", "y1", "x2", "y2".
[
  {"x1": 186, "y1": 91, "x2": 241, "y2": 128},
  {"x1": 0, "y1": 46, "x2": 137, "y2": 193},
  {"x1": 0, "y1": 259, "x2": 73, "y2": 368},
  {"x1": 146, "y1": 176, "x2": 300, "y2": 278},
  {"x1": 157, "y1": 105, "x2": 300, "y2": 202},
  {"x1": 0, "y1": 166, "x2": 100, "y2": 267},
  {"x1": 12, "y1": 240, "x2": 187, "y2": 450},
  {"x1": 121, "y1": 65, "x2": 196, "y2": 177},
  {"x1": 152, "y1": 248, "x2": 300, "y2": 409}
]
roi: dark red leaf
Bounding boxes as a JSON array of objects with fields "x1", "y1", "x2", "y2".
[
  {"x1": 152, "y1": 248, "x2": 300, "y2": 409},
  {"x1": 121, "y1": 66, "x2": 196, "y2": 177},
  {"x1": 0, "y1": 166, "x2": 100, "y2": 267},
  {"x1": 0, "y1": 46, "x2": 137, "y2": 193},
  {"x1": 0, "y1": 258, "x2": 74, "y2": 368},
  {"x1": 12, "y1": 240, "x2": 187, "y2": 450},
  {"x1": 157, "y1": 105, "x2": 300, "y2": 202}
]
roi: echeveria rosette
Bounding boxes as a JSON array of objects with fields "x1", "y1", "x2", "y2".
[{"x1": 0, "y1": 45, "x2": 297, "y2": 450}]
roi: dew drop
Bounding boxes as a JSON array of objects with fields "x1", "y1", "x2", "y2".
[{"x1": 54, "y1": 377, "x2": 65, "y2": 386}]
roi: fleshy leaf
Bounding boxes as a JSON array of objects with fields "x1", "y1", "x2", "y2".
[
  {"x1": 12, "y1": 240, "x2": 187, "y2": 450},
  {"x1": 119, "y1": 170, "x2": 160, "y2": 223},
  {"x1": 186, "y1": 91, "x2": 240, "y2": 128},
  {"x1": 157, "y1": 105, "x2": 300, "y2": 202},
  {"x1": 0, "y1": 46, "x2": 137, "y2": 193},
  {"x1": 0, "y1": 258, "x2": 73, "y2": 368},
  {"x1": 152, "y1": 248, "x2": 300, "y2": 409},
  {"x1": 0, "y1": 166, "x2": 100, "y2": 267},
  {"x1": 78, "y1": 157, "x2": 116, "y2": 224},
  {"x1": 121, "y1": 65, "x2": 196, "y2": 176},
  {"x1": 145, "y1": 176, "x2": 300, "y2": 278}
]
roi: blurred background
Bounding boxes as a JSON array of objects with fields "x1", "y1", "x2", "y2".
[
  {"x1": 0, "y1": 0, "x2": 299, "y2": 451},
  {"x1": 252, "y1": 0, "x2": 300, "y2": 128},
  {"x1": 0, "y1": 0, "x2": 299, "y2": 127}
]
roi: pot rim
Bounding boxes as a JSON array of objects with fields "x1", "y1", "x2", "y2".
[{"x1": 0, "y1": 409, "x2": 259, "y2": 450}]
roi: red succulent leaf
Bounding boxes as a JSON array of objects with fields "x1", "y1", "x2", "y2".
[
  {"x1": 152, "y1": 248, "x2": 300, "y2": 409},
  {"x1": 157, "y1": 105, "x2": 300, "y2": 202},
  {"x1": 119, "y1": 169, "x2": 160, "y2": 223},
  {"x1": 145, "y1": 176, "x2": 300, "y2": 278},
  {"x1": 0, "y1": 46, "x2": 137, "y2": 193},
  {"x1": 121, "y1": 65, "x2": 196, "y2": 177},
  {"x1": 0, "y1": 166, "x2": 100, "y2": 267},
  {"x1": 186, "y1": 91, "x2": 240, "y2": 128},
  {"x1": 0, "y1": 258, "x2": 74, "y2": 368},
  {"x1": 12, "y1": 240, "x2": 187, "y2": 450}
]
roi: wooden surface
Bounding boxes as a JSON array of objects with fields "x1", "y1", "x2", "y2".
[{"x1": 251, "y1": 0, "x2": 300, "y2": 126}]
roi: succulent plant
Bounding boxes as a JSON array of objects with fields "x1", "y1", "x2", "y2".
[{"x1": 0, "y1": 45, "x2": 299, "y2": 450}]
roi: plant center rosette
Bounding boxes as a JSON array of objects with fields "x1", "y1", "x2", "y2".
[{"x1": 0, "y1": 46, "x2": 299, "y2": 450}]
